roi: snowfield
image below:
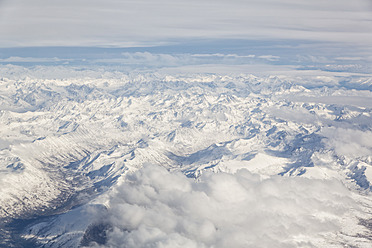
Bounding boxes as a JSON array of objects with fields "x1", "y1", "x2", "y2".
[{"x1": 0, "y1": 65, "x2": 372, "y2": 247}]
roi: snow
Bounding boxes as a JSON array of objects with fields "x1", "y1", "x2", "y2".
[
  {"x1": 364, "y1": 164, "x2": 372, "y2": 184},
  {"x1": 217, "y1": 153, "x2": 289, "y2": 176},
  {"x1": 0, "y1": 65, "x2": 371, "y2": 247}
]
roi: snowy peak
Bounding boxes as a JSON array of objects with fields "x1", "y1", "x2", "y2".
[{"x1": 0, "y1": 67, "x2": 372, "y2": 247}]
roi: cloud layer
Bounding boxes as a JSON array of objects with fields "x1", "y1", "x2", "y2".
[
  {"x1": 90, "y1": 165, "x2": 357, "y2": 247},
  {"x1": 0, "y1": 0, "x2": 371, "y2": 49}
]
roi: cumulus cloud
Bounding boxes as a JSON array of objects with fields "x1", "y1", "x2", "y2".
[
  {"x1": 321, "y1": 127, "x2": 372, "y2": 158},
  {"x1": 89, "y1": 165, "x2": 357, "y2": 247}
]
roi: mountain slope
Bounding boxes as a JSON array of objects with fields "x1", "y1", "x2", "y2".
[{"x1": 0, "y1": 67, "x2": 372, "y2": 247}]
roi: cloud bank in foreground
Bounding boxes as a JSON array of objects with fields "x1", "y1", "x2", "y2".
[{"x1": 89, "y1": 165, "x2": 358, "y2": 248}]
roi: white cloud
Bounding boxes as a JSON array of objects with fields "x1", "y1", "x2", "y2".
[
  {"x1": 92, "y1": 52, "x2": 259, "y2": 68},
  {"x1": 0, "y1": 56, "x2": 69, "y2": 63},
  {"x1": 335, "y1": 57, "x2": 364, "y2": 61},
  {"x1": 321, "y1": 127, "x2": 372, "y2": 158},
  {"x1": 89, "y1": 164, "x2": 358, "y2": 247},
  {"x1": 258, "y1": 55, "x2": 280, "y2": 61},
  {"x1": 0, "y1": 0, "x2": 371, "y2": 49}
]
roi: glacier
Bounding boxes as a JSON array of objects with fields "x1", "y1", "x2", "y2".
[{"x1": 0, "y1": 64, "x2": 372, "y2": 247}]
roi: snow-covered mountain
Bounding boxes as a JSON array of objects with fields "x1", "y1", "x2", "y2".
[{"x1": 0, "y1": 65, "x2": 372, "y2": 247}]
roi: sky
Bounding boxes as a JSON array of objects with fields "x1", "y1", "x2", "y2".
[
  {"x1": 0, "y1": 0, "x2": 371, "y2": 49},
  {"x1": 0, "y1": 0, "x2": 372, "y2": 72}
]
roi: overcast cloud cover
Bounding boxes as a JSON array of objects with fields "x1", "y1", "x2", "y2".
[{"x1": 0, "y1": 0, "x2": 371, "y2": 51}]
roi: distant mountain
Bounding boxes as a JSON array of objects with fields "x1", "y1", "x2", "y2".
[{"x1": 0, "y1": 66, "x2": 371, "y2": 247}]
